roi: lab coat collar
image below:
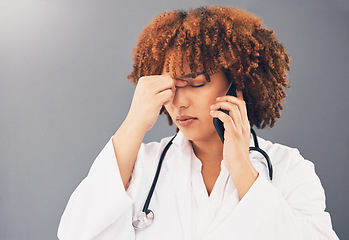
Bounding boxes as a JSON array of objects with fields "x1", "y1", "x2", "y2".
[
  {"x1": 172, "y1": 130, "x2": 259, "y2": 151},
  {"x1": 172, "y1": 130, "x2": 188, "y2": 148},
  {"x1": 171, "y1": 130, "x2": 268, "y2": 177},
  {"x1": 248, "y1": 133, "x2": 268, "y2": 159}
]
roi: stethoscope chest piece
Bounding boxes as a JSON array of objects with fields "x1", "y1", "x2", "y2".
[{"x1": 132, "y1": 210, "x2": 154, "y2": 230}]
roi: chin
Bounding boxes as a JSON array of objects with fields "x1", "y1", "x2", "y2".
[{"x1": 178, "y1": 126, "x2": 218, "y2": 142}]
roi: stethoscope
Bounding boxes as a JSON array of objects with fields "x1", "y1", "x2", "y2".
[{"x1": 132, "y1": 128, "x2": 273, "y2": 230}]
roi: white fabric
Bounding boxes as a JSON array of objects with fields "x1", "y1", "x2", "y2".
[{"x1": 58, "y1": 131, "x2": 339, "y2": 240}]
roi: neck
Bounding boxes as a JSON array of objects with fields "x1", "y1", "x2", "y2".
[{"x1": 190, "y1": 132, "x2": 223, "y2": 165}]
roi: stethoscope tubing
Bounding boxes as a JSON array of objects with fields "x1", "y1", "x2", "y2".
[
  {"x1": 142, "y1": 134, "x2": 177, "y2": 213},
  {"x1": 133, "y1": 129, "x2": 273, "y2": 230},
  {"x1": 249, "y1": 128, "x2": 273, "y2": 180}
]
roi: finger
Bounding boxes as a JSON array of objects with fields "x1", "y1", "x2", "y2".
[
  {"x1": 210, "y1": 109, "x2": 236, "y2": 132},
  {"x1": 156, "y1": 88, "x2": 174, "y2": 106},
  {"x1": 174, "y1": 79, "x2": 188, "y2": 88},
  {"x1": 216, "y1": 95, "x2": 249, "y2": 128},
  {"x1": 211, "y1": 101, "x2": 243, "y2": 131},
  {"x1": 153, "y1": 75, "x2": 176, "y2": 94},
  {"x1": 139, "y1": 75, "x2": 175, "y2": 95}
]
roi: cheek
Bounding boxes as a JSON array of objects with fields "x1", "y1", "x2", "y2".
[
  {"x1": 196, "y1": 88, "x2": 225, "y2": 119},
  {"x1": 164, "y1": 104, "x2": 175, "y2": 118},
  {"x1": 194, "y1": 94, "x2": 216, "y2": 118},
  {"x1": 201, "y1": 89, "x2": 221, "y2": 106}
]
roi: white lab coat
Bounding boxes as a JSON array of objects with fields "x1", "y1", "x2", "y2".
[{"x1": 58, "y1": 131, "x2": 339, "y2": 240}]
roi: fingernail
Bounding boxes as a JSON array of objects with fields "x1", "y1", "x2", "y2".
[
  {"x1": 216, "y1": 97, "x2": 221, "y2": 100},
  {"x1": 210, "y1": 110, "x2": 215, "y2": 114},
  {"x1": 210, "y1": 104, "x2": 215, "y2": 109}
]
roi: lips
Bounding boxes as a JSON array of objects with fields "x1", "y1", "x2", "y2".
[
  {"x1": 176, "y1": 115, "x2": 197, "y2": 121},
  {"x1": 176, "y1": 115, "x2": 198, "y2": 127}
]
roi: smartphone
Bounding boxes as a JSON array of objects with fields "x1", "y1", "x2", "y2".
[{"x1": 213, "y1": 82, "x2": 237, "y2": 143}]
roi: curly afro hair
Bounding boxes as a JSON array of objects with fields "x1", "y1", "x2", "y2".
[{"x1": 127, "y1": 6, "x2": 291, "y2": 129}]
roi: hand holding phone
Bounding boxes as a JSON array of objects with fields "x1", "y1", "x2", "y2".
[{"x1": 213, "y1": 83, "x2": 237, "y2": 143}]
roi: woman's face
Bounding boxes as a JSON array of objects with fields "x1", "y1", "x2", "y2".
[{"x1": 162, "y1": 61, "x2": 231, "y2": 142}]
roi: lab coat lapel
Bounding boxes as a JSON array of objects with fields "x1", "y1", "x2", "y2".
[{"x1": 167, "y1": 132, "x2": 192, "y2": 240}]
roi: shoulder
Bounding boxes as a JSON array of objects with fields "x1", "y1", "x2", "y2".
[
  {"x1": 257, "y1": 136, "x2": 309, "y2": 167},
  {"x1": 256, "y1": 136, "x2": 319, "y2": 186},
  {"x1": 139, "y1": 135, "x2": 175, "y2": 159},
  {"x1": 135, "y1": 134, "x2": 178, "y2": 171},
  {"x1": 256, "y1": 137, "x2": 328, "y2": 213}
]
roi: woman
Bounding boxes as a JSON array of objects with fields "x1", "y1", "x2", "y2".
[{"x1": 58, "y1": 6, "x2": 339, "y2": 240}]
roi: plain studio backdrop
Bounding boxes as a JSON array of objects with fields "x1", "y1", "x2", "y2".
[{"x1": 1, "y1": 0, "x2": 348, "y2": 239}]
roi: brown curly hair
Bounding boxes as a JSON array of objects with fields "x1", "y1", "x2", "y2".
[{"x1": 127, "y1": 6, "x2": 291, "y2": 129}]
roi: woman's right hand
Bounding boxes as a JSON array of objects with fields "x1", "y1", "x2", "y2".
[
  {"x1": 113, "y1": 74, "x2": 186, "y2": 189},
  {"x1": 125, "y1": 75, "x2": 182, "y2": 133}
]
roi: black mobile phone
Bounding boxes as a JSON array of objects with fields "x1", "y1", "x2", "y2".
[{"x1": 213, "y1": 82, "x2": 237, "y2": 143}]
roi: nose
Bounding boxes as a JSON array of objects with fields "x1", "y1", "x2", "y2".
[{"x1": 172, "y1": 84, "x2": 190, "y2": 109}]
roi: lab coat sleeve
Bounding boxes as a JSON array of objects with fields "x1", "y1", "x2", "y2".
[
  {"x1": 57, "y1": 137, "x2": 136, "y2": 240},
  {"x1": 214, "y1": 148, "x2": 339, "y2": 240}
]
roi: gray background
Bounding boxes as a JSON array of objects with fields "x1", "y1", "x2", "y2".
[{"x1": 1, "y1": 0, "x2": 348, "y2": 239}]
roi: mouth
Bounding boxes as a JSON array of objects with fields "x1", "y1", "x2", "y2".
[
  {"x1": 176, "y1": 115, "x2": 198, "y2": 127},
  {"x1": 177, "y1": 115, "x2": 197, "y2": 121}
]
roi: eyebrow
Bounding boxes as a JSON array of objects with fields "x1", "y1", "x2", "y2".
[{"x1": 180, "y1": 71, "x2": 205, "y2": 79}]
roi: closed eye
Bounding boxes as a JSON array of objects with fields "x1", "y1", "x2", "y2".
[{"x1": 190, "y1": 84, "x2": 205, "y2": 88}]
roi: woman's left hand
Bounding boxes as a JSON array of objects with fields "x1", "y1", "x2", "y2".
[{"x1": 209, "y1": 91, "x2": 259, "y2": 199}]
